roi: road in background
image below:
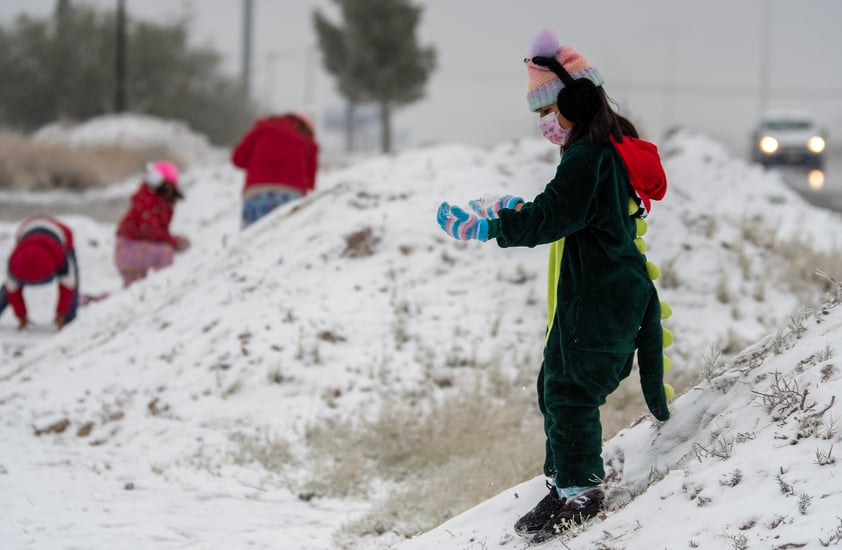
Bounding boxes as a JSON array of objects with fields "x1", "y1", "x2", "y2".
[
  {"x1": 0, "y1": 196, "x2": 127, "y2": 224},
  {"x1": 774, "y1": 148, "x2": 842, "y2": 213}
]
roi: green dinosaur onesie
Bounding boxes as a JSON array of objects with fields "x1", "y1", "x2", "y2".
[{"x1": 488, "y1": 139, "x2": 669, "y2": 487}]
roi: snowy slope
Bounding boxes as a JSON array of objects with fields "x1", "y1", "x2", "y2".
[
  {"x1": 2, "y1": 117, "x2": 842, "y2": 549},
  {"x1": 0, "y1": 139, "x2": 555, "y2": 550},
  {"x1": 397, "y1": 296, "x2": 842, "y2": 549},
  {"x1": 653, "y1": 133, "x2": 842, "y2": 365}
]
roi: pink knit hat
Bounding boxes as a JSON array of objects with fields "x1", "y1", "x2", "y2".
[
  {"x1": 145, "y1": 161, "x2": 180, "y2": 186},
  {"x1": 525, "y1": 29, "x2": 604, "y2": 112}
]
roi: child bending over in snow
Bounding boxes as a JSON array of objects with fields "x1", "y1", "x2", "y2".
[
  {"x1": 436, "y1": 29, "x2": 673, "y2": 544},
  {"x1": 0, "y1": 216, "x2": 79, "y2": 330},
  {"x1": 114, "y1": 161, "x2": 189, "y2": 287},
  {"x1": 231, "y1": 113, "x2": 319, "y2": 229}
]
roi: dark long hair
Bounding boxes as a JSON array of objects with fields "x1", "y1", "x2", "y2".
[
  {"x1": 564, "y1": 86, "x2": 638, "y2": 149},
  {"x1": 263, "y1": 113, "x2": 314, "y2": 138},
  {"x1": 154, "y1": 181, "x2": 184, "y2": 202}
]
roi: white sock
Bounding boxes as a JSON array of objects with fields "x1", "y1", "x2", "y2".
[{"x1": 557, "y1": 485, "x2": 589, "y2": 499}]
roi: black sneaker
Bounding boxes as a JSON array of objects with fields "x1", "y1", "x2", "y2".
[
  {"x1": 514, "y1": 481, "x2": 566, "y2": 536},
  {"x1": 531, "y1": 487, "x2": 605, "y2": 544}
]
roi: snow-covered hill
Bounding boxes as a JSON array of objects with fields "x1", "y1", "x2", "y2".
[
  {"x1": 33, "y1": 113, "x2": 226, "y2": 166},
  {"x1": 2, "y1": 117, "x2": 842, "y2": 549},
  {"x1": 397, "y1": 296, "x2": 842, "y2": 549}
]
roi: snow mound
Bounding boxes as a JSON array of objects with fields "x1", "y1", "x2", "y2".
[
  {"x1": 651, "y1": 129, "x2": 842, "y2": 361},
  {"x1": 398, "y1": 297, "x2": 842, "y2": 549},
  {"x1": 0, "y1": 140, "x2": 554, "y2": 549},
  {"x1": 32, "y1": 113, "x2": 224, "y2": 165},
  {"x1": 660, "y1": 130, "x2": 840, "y2": 252},
  {"x1": 3, "y1": 129, "x2": 842, "y2": 549}
]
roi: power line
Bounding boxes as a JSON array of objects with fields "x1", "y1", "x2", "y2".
[
  {"x1": 115, "y1": 0, "x2": 127, "y2": 112},
  {"x1": 241, "y1": 0, "x2": 254, "y2": 96}
]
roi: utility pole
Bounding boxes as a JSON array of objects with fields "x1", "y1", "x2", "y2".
[
  {"x1": 115, "y1": 0, "x2": 127, "y2": 112},
  {"x1": 241, "y1": 0, "x2": 254, "y2": 97},
  {"x1": 55, "y1": 0, "x2": 70, "y2": 18},
  {"x1": 55, "y1": 0, "x2": 71, "y2": 118}
]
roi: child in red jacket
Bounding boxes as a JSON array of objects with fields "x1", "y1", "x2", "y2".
[
  {"x1": 114, "y1": 161, "x2": 189, "y2": 287},
  {"x1": 231, "y1": 113, "x2": 319, "y2": 228},
  {"x1": 0, "y1": 216, "x2": 79, "y2": 330}
]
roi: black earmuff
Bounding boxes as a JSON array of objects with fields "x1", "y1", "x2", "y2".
[{"x1": 530, "y1": 55, "x2": 600, "y2": 124}]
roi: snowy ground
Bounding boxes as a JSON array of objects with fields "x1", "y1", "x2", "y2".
[
  {"x1": 397, "y1": 299, "x2": 842, "y2": 549},
  {"x1": 2, "y1": 116, "x2": 842, "y2": 549}
]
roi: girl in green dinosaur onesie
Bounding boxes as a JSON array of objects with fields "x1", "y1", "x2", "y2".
[{"x1": 436, "y1": 29, "x2": 672, "y2": 544}]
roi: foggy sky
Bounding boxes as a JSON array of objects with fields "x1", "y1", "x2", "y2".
[{"x1": 2, "y1": 0, "x2": 841, "y2": 154}]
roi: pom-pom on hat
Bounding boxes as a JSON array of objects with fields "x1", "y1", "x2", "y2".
[
  {"x1": 525, "y1": 29, "x2": 604, "y2": 112},
  {"x1": 145, "y1": 161, "x2": 184, "y2": 200},
  {"x1": 146, "y1": 161, "x2": 180, "y2": 186}
]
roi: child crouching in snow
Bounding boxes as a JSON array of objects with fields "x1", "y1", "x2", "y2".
[
  {"x1": 0, "y1": 216, "x2": 79, "y2": 330},
  {"x1": 436, "y1": 29, "x2": 672, "y2": 544},
  {"x1": 114, "y1": 161, "x2": 190, "y2": 287}
]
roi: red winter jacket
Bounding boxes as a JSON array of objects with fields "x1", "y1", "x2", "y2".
[
  {"x1": 3, "y1": 216, "x2": 77, "y2": 320},
  {"x1": 231, "y1": 116, "x2": 319, "y2": 195},
  {"x1": 116, "y1": 183, "x2": 178, "y2": 247}
]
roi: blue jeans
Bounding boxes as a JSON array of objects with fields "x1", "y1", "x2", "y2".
[
  {"x1": 241, "y1": 189, "x2": 302, "y2": 229},
  {"x1": 0, "y1": 287, "x2": 8, "y2": 319}
]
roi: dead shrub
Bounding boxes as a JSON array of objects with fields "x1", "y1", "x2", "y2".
[
  {"x1": 342, "y1": 227, "x2": 380, "y2": 258},
  {"x1": 776, "y1": 236, "x2": 842, "y2": 304},
  {"x1": 305, "y1": 379, "x2": 545, "y2": 542},
  {"x1": 33, "y1": 418, "x2": 70, "y2": 436},
  {"x1": 227, "y1": 429, "x2": 292, "y2": 472},
  {"x1": 658, "y1": 255, "x2": 681, "y2": 290},
  {"x1": 0, "y1": 131, "x2": 185, "y2": 191}
]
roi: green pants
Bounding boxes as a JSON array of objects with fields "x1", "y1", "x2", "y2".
[{"x1": 537, "y1": 320, "x2": 635, "y2": 487}]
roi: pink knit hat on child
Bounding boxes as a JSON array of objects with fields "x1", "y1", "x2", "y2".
[
  {"x1": 525, "y1": 29, "x2": 604, "y2": 112},
  {"x1": 146, "y1": 161, "x2": 180, "y2": 186}
]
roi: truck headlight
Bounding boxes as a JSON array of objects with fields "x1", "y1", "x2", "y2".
[
  {"x1": 807, "y1": 136, "x2": 826, "y2": 154},
  {"x1": 759, "y1": 136, "x2": 779, "y2": 154}
]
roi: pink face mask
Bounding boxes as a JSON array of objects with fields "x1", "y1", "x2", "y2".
[{"x1": 538, "y1": 111, "x2": 570, "y2": 146}]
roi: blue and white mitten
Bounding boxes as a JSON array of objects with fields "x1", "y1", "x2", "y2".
[
  {"x1": 437, "y1": 202, "x2": 489, "y2": 241},
  {"x1": 468, "y1": 195, "x2": 523, "y2": 219}
]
